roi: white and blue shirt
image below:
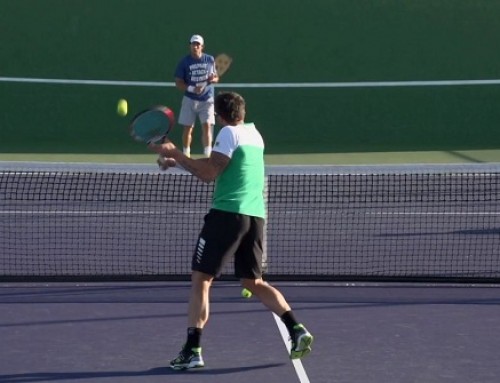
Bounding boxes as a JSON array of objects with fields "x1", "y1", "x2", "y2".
[{"x1": 174, "y1": 53, "x2": 216, "y2": 102}]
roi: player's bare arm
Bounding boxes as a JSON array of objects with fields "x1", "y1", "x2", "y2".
[
  {"x1": 175, "y1": 151, "x2": 229, "y2": 183},
  {"x1": 148, "y1": 141, "x2": 229, "y2": 183},
  {"x1": 175, "y1": 77, "x2": 187, "y2": 92}
]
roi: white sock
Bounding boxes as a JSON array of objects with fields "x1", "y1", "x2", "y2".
[
  {"x1": 204, "y1": 146, "x2": 212, "y2": 157},
  {"x1": 183, "y1": 147, "x2": 190, "y2": 157}
]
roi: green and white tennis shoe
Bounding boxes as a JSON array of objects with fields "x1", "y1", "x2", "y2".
[
  {"x1": 170, "y1": 347, "x2": 205, "y2": 370},
  {"x1": 290, "y1": 324, "x2": 314, "y2": 359}
]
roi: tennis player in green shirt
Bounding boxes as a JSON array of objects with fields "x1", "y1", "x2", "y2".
[{"x1": 148, "y1": 91, "x2": 313, "y2": 370}]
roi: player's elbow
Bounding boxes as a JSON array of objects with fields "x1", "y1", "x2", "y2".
[
  {"x1": 174, "y1": 78, "x2": 185, "y2": 91},
  {"x1": 199, "y1": 166, "x2": 220, "y2": 183}
]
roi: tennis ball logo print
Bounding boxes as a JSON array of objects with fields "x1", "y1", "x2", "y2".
[{"x1": 117, "y1": 99, "x2": 128, "y2": 117}]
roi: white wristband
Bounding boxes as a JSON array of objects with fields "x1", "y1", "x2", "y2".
[{"x1": 187, "y1": 85, "x2": 195, "y2": 93}]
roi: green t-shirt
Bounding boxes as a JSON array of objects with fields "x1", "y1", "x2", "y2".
[{"x1": 211, "y1": 123, "x2": 266, "y2": 218}]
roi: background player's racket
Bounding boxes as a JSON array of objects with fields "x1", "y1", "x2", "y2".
[
  {"x1": 129, "y1": 105, "x2": 175, "y2": 144},
  {"x1": 214, "y1": 53, "x2": 232, "y2": 77},
  {"x1": 196, "y1": 53, "x2": 233, "y2": 92}
]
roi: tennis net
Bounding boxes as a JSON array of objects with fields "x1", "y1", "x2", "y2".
[{"x1": 1, "y1": 162, "x2": 500, "y2": 282}]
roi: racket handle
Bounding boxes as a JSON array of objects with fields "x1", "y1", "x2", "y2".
[
  {"x1": 157, "y1": 156, "x2": 177, "y2": 170},
  {"x1": 146, "y1": 135, "x2": 166, "y2": 145}
]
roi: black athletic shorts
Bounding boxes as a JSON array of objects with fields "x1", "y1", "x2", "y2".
[{"x1": 192, "y1": 209, "x2": 264, "y2": 279}]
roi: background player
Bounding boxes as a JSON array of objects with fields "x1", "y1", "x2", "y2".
[{"x1": 174, "y1": 34, "x2": 219, "y2": 157}]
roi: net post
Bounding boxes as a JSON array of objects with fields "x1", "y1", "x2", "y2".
[{"x1": 262, "y1": 174, "x2": 268, "y2": 274}]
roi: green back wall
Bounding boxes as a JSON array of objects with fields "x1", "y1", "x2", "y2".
[{"x1": 1, "y1": 0, "x2": 499, "y2": 154}]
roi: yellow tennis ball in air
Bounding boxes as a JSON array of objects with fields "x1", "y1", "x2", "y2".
[
  {"x1": 116, "y1": 98, "x2": 128, "y2": 117},
  {"x1": 241, "y1": 288, "x2": 252, "y2": 298}
]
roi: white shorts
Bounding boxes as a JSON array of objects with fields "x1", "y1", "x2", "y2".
[{"x1": 178, "y1": 96, "x2": 215, "y2": 127}]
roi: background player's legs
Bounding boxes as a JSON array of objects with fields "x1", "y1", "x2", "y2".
[
  {"x1": 198, "y1": 100, "x2": 215, "y2": 157},
  {"x1": 182, "y1": 125, "x2": 194, "y2": 157},
  {"x1": 179, "y1": 96, "x2": 196, "y2": 157},
  {"x1": 201, "y1": 122, "x2": 213, "y2": 157}
]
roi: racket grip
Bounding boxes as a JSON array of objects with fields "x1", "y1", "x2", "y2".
[
  {"x1": 157, "y1": 156, "x2": 177, "y2": 170},
  {"x1": 146, "y1": 135, "x2": 167, "y2": 145}
]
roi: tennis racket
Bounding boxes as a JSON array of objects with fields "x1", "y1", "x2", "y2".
[
  {"x1": 129, "y1": 105, "x2": 175, "y2": 144},
  {"x1": 214, "y1": 53, "x2": 232, "y2": 77},
  {"x1": 196, "y1": 53, "x2": 233, "y2": 92}
]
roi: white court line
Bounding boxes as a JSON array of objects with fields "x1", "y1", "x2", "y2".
[
  {"x1": 280, "y1": 210, "x2": 500, "y2": 216},
  {"x1": 0, "y1": 77, "x2": 174, "y2": 87},
  {"x1": 0, "y1": 210, "x2": 157, "y2": 215},
  {"x1": 0, "y1": 210, "x2": 205, "y2": 215},
  {"x1": 1, "y1": 76, "x2": 500, "y2": 88},
  {"x1": 1, "y1": 210, "x2": 499, "y2": 216},
  {"x1": 272, "y1": 313, "x2": 311, "y2": 383},
  {"x1": 365, "y1": 212, "x2": 500, "y2": 216}
]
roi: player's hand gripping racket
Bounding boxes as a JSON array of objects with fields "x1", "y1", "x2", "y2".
[{"x1": 129, "y1": 105, "x2": 175, "y2": 144}]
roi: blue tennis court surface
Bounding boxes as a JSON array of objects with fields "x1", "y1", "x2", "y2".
[{"x1": 2, "y1": 282, "x2": 500, "y2": 383}]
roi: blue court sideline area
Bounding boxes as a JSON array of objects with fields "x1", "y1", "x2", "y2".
[{"x1": 1, "y1": 282, "x2": 500, "y2": 383}]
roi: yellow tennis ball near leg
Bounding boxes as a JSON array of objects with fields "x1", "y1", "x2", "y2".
[
  {"x1": 116, "y1": 99, "x2": 128, "y2": 117},
  {"x1": 241, "y1": 288, "x2": 252, "y2": 298}
]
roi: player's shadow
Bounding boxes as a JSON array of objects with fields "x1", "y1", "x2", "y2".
[
  {"x1": 0, "y1": 364, "x2": 286, "y2": 382},
  {"x1": 165, "y1": 363, "x2": 286, "y2": 375}
]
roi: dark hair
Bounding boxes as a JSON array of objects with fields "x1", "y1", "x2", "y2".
[{"x1": 214, "y1": 92, "x2": 246, "y2": 124}]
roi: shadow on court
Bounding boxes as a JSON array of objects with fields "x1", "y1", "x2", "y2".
[{"x1": 0, "y1": 363, "x2": 286, "y2": 383}]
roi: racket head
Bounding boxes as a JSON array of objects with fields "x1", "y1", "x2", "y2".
[
  {"x1": 129, "y1": 105, "x2": 175, "y2": 144},
  {"x1": 214, "y1": 53, "x2": 232, "y2": 77}
]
